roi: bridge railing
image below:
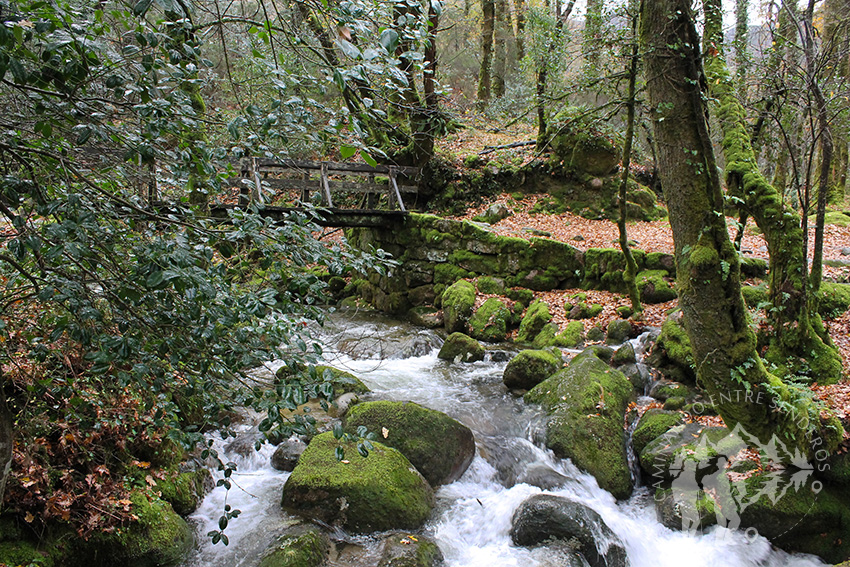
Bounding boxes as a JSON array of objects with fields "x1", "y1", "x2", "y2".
[{"x1": 237, "y1": 158, "x2": 419, "y2": 212}]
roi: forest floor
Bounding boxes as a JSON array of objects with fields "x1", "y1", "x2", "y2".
[{"x1": 448, "y1": 193, "x2": 850, "y2": 383}]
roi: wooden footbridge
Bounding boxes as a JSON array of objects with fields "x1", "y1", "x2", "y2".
[{"x1": 210, "y1": 159, "x2": 420, "y2": 228}]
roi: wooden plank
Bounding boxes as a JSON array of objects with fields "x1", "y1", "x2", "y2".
[
  {"x1": 247, "y1": 178, "x2": 417, "y2": 194},
  {"x1": 254, "y1": 158, "x2": 419, "y2": 177}
]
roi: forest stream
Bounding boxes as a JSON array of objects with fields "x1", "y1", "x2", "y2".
[{"x1": 181, "y1": 311, "x2": 828, "y2": 567}]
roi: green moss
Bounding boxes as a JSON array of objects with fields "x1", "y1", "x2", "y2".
[
  {"x1": 566, "y1": 301, "x2": 603, "y2": 320},
  {"x1": 437, "y1": 332, "x2": 485, "y2": 363},
  {"x1": 645, "y1": 252, "x2": 676, "y2": 273},
  {"x1": 663, "y1": 396, "x2": 687, "y2": 410},
  {"x1": 740, "y1": 256, "x2": 768, "y2": 278},
  {"x1": 687, "y1": 244, "x2": 719, "y2": 268},
  {"x1": 741, "y1": 284, "x2": 769, "y2": 308},
  {"x1": 809, "y1": 210, "x2": 850, "y2": 227},
  {"x1": 616, "y1": 305, "x2": 634, "y2": 318},
  {"x1": 476, "y1": 276, "x2": 506, "y2": 295},
  {"x1": 344, "y1": 400, "x2": 475, "y2": 486},
  {"x1": 258, "y1": 524, "x2": 328, "y2": 567},
  {"x1": 525, "y1": 347, "x2": 634, "y2": 499},
  {"x1": 441, "y1": 280, "x2": 476, "y2": 333},
  {"x1": 636, "y1": 270, "x2": 677, "y2": 304},
  {"x1": 555, "y1": 320, "x2": 584, "y2": 348},
  {"x1": 378, "y1": 533, "x2": 444, "y2": 567},
  {"x1": 506, "y1": 288, "x2": 534, "y2": 307},
  {"x1": 531, "y1": 323, "x2": 558, "y2": 348},
  {"x1": 69, "y1": 492, "x2": 193, "y2": 567},
  {"x1": 606, "y1": 319, "x2": 632, "y2": 345},
  {"x1": 817, "y1": 282, "x2": 850, "y2": 318},
  {"x1": 516, "y1": 300, "x2": 553, "y2": 343},
  {"x1": 468, "y1": 298, "x2": 511, "y2": 342},
  {"x1": 0, "y1": 540, "x2": 54, "y2": 567},
  {"x1": 503, "y1": 349, "x2": 562, "y2": 390},
  {"x1": 631, "y1": 409, "x2": 685, "y2": 459},
  {"x1": 281, "y1": 432, "x2": 434, "y2": 533},
  {"x1": 652, "y1": 317, "x2": 696, "y2": 384},
  {"x1": 434, "y1": 264, "x2": 473, "y2": 285},
  {"x1": 156, "y1": 469, "x2": 210, "y2": 516},
  {"x1": 586, "y1": 325, "x2": 605, "y2": 342}
]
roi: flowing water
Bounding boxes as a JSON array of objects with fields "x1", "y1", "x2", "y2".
[{"x1": 183, "y1": 311, "x2": 827, "y2": 567}]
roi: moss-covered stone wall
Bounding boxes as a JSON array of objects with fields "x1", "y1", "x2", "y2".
[{"x1": 346, "y1": 213, "x2": 675, "y2": 314}]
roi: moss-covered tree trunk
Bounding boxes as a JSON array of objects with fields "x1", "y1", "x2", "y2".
[
  {"x1": 513, "y1": 0, "x2": 526, "y2": 60},
  {"x1": 583, "y1": 0, "x2": 602, "y2": 79},
  {"x1": 477, "y1": 0, "x2": 496, "y2": 106},
  {"x1": 617, "y1": 3, "x2": 641, "y2": 314},
  {"x1": 0, "y1": 376, "x2": 11, "y2": 510},
  {"x1": 641, "y1": 0, "x2": 843, "y2": 455},
  {"x1": 492, "y1": 0, "x2": 508, "y2": 98},
  {"x1": 701, "y1": 0, "x2": 843, "y2": 383}
]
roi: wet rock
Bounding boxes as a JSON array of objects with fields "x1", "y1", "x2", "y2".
[
  {"x1": 390, "y1": 334, "x2": 442, "y2": 359},
  {"x1": 281, "y1": 432, "x2": 434, "y2": 533},
  {"x1": 606, "y1": 320, "x2": 633, "y2": 345},
  {"x1": 344, "y1": 400, "x2": 475, "y2": 486},
  {"x1": 516, "y1": 300, "x2": 552, "y2": 343},
  {"x1": 503, "y1": 349, "x2": 562, "y2": 391},
  {"x1": 408, "y1": 306, "x2": 443, "y2": 329},
  {"x1": 442, "y1": 280, "x2": 476, "y2": 333},
  {"x1": 258, "y1": 522, "x2": 329, "y2": 567},
  {"x1": 619, "y1": 363, "x2": 650, "y2": 394},
  {"x1": 468, "y1": 298, "x2": 511, "y2": 342},
  {"x1": 378, "y1": 533, "x2": 444, "y2": 567},
  {"x1": 510, "y1": 494, "x2": 629, "y2": 567},
  {"x1": 271, "y1": 438, "x2": 308, "y2": 472},
  {"x1": 438, "y1": 332, "x2": 485, "y2": 363},
  {"x1": 631, "y1": 409, "x2": 684, "y2": 457},
  {"x1": 525, "y1": 347, "x2": 634, "y2": 499},
  {"x1": 516, "y1": 462, "x2": 571, "y2": 490},
  {"x1": 611, "y1": 342, "x2": 636, "y2": 366}
]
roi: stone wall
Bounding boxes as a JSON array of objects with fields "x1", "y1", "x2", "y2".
[{"x1": 346, "y1": 213, "x2": 678, "y2": 314}]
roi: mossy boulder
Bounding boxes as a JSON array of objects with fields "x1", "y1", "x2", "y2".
[
  {"x1": 468, "y1": 298, "x2": 511, "y2": 342},
  {"x1": 378, "y1": 533, "x2": 444, "y2": 567},
  {"x1": 567, "y1": 301, "x2": 604, "y2": 320},
  {"x1": 344, "y1": 401, "x2": 475, "y2": 486},
  {"x1": 516, "y1": 301, "x2": 552, "y2": 343},
  {"x1": 155, "y1": 469, "x2": 212, "y2": 516},
  {"x1": 548, "y1": 110, "x2": 621, "y2": 176},
  {"x1": 66, "y1": 492, "x2": 194, "y2": 567},
  {"x1": 525, "y1": 347, "x2": 634, "y2": 499},
  {"x1": 258, "y1": 523, "x2": 329, "y2": 567},
  {"x1": 281, "y1": 432, "x2": 434, "y2": 533},
  {"x1": 636, "y1": 270, "x2": 677, "y2": 303},
  {"x1": 649, "y1": 380, "x2": 693, "y2": 402},
  {"x1": 0, "y1": 523, "x2": 54, "y2": 567},
  {"x1": 275, "y1": 364, "x2": 370, "y2": 398},
  {"x1": 612, "y1": 342, "x2": 636, "y2": 366},
  {"x1": 606, "y1": 319, "x2": 633, "y2": 345},
  {"x1": 586, "y1": 325, "x2": 605, "y2": 342},
  {"x1": 503, "y1": 349, "x2": 562, "y2": 390},
  {"x1": 437, "y1": 332, "x2": 485, "y2": 363},
  {"x1": 441, "y1": 280, "x2": 476, "y2": 333},
  {"x1": 645, "y1": 314, "x2": 696, "y2": 385},
  {"x1": 476, "y1": 276, "x2": 507, "y2": 295},
  {"x1": 632, "y1": 409, "x2": 685, "y2": 457},
  {"x1": 818, "y1": 282, "x2": 850, "y2": 318},
  {"x1": 555, "y1": 320, "x2": 584, "y2": 348}
]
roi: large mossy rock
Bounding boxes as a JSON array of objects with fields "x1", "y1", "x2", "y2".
[
  {"x1": 636, "y1": 270, "x2": 677, "y2": 304},
  {"x1": 516, "y1": 300, "x2": 552, "y2": 343},
  {"x1": 65, "y1": 492, "x2": 194, "y2": 567},
  {"x1": 503, "y1": 349, "x2": 562, "y2": 390},
  {"x1": 344, "y1": 401, "x2": 475, "y2": 486},
  {"x1": 442, "y1": 280, "x2": 476, "y2": 333},
  {"x1": 437, "y1": 332, "x2": 485, "y2": 363},
  {"x1": 378, "y1": 533, "x2": 444, "y2": 567},
  {"x1": 645, "y1": 314, "x2": 696, "y2": 385},
  {"x1": 155, "y1": 468, "x2": 212, "y2": 516},
  {"x1": 548, "y1": 111, "x2": 621, "y2": 176},
  {"x1": 275, "y1": 364, "x2": 370, "y2": 398},
  {"x1": 281, "y1": 432, "x2": 434, "y2": 533},
  {"x1": 525, "y1": 347, "x2": 634, "y2": 499},
  {"x1": 468, "y1": 297, "x2": 511, "y2": 342},
  {"x1": 510, "y1": 494, "x2": 629, "y2": 567},
  {"x1": 631, "y1": 409, "x2": 685, "y2": 457},
  {"x1": 258, "y1": 523, "x2": 329, "y2": 567}
]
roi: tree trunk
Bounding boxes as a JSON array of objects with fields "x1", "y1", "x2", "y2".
[
  {"x1": 734, "y1": 0, "x2": 749, "y2": 99},
  {"x1": 583, "y1": 0, "x2": 602, "y2": 78},
  {"x1": 513, "y1": 0, "x2": 526, "y2": 60},
  {"x1": 641, "y1": 0, "x2": 843, "y2": 454},
  {"x1": 0, "y1": 376, "x2": 11, "y2": 510},
  {"x1": 477, "y1": 0, "x2": 496, "y2": 106},
  {"x1": 617, "y1": 2, "x2": 641, "y2": 314},
  {"x1": 492, "y1": 0, "x2": 508, "y2": 98},
  {"x1": 535, "y1": 0, "x2": 576, "y2": 149},
  {"x1": 701, "y1": 0, "x2": 843, "y2": 383}
]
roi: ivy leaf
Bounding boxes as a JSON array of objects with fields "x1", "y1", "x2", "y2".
[
  {"x1": 133, "y1": 0, "x2": 153, "y2": 16},
  {"x1": 379, "y1": 29, "x2": 399, "y2": 53},
  {"x1": 340, "y1": 145, "x2": 356, "y2": 159}
]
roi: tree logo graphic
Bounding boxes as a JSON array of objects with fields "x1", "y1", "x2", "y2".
[{"x1": 664, "y1": 423, "x2": 819, "y2": 539}]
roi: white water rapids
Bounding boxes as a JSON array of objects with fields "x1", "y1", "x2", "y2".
[{"x1": 182, "y1": 312, "x2": 827, "y2": 567}]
